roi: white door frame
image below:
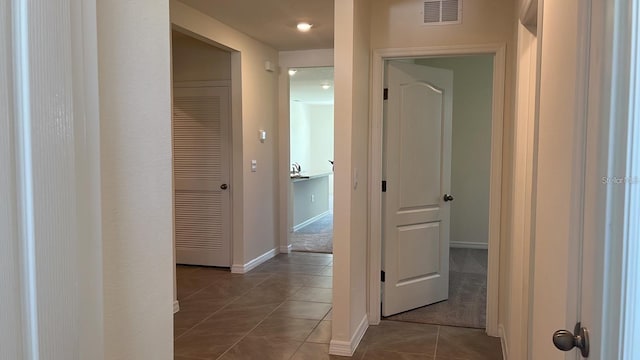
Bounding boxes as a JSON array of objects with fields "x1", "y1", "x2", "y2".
[{"x1": 369, "y1": 44, "x2": 506, "y2": 337}]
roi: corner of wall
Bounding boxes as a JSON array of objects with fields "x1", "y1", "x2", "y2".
[{"x1": 329, "y1": 314, "x2": 369, "y2": 356}]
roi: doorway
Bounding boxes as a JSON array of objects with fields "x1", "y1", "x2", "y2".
[
  {"x1": 369, "y1": 46, "x2": 506, "y2": 336},
  {"x1": 171, "y1": 30, "x2": 233, "y2": 267},
  {"x1": 288, "y1": 66, "x2": 335, "y2": 254}
]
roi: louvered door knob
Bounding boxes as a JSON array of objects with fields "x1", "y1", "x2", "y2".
[{"x1": 220, "y1": 184, "x2": 228, "y2": 190}]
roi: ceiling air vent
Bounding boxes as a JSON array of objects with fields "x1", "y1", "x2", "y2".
[{"x1": 423, "y1": 0, "x2": 462, "y2": 25}]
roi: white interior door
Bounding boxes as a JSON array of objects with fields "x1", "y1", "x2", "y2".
[
  {"x1": 382, "y1": 61, "x2": 453, "y2": 317},
  {"x1": 173, "y1": 85, "x2": 231, "y2": 267}
]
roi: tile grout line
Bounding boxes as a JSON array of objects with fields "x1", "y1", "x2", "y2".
[
  {"x1": 174, "y1": 272, "x2": 276, "y2": 341},
  {"x1": 176, "y1": 255, "x2": 334, "y2": 358},
  {"x1": 214, "y1": 295, "x2": 299, "y2": 360},
  {"x1": 434, "y1": 325, "x2": 440, "y2": 360},
  {"x1": 213, "y1": 268, "x2": 333, "y2": 360},
  {"x1": 285, "y1": 305, "x2": 332, "y2": 360}
]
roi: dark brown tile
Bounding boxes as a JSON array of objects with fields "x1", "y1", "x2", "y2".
[
  {"x1": 174, "y1": 298, "x2": 231, "y2": 337},
  {"x1": 304, "y1": 275, "x2": 333, "y2": 289},
  {"x1": 435, "y1": 326, "x2": 502, "y2": 360},
  {"x1": 231, "y1": 283, "x2": 302, "y2": 306},
  {"x1": 202, "y1": 274, "x2": 270, "y2": 297},
  {"x1": 361, "y1": 349, "x2": 433, "y2": 359},
  {"x1": 191, "y1": 302, "x2": 277, "y2": 335},
  {"x1": 306, "y1": 320, "x2": 332, "y2": 343},
  {"x1": 248, "y1": 315, "x2": 319, "y2": 341},
  {"x1": 255, "y1": 263, "x2": 328, "y2": 275},
  {"x1": 219, "y1": 336, "x2": 301, "y2": 360},
  {"x1": 290, "y1": 343, "x2": 347, "y2": 360},
  {"x1": 174, "y1": 355, "x2": 207, "y2": 360},
  {"x1": 290, "y1": 287, "x2": 333, "y2": 303},
  {"x1": 174, "y1": 332, "x2": 242, "y2": 359},
  {"x1": 261, "y1": 273, "x2": 315, "y2": 287},
  {"x1": 360, "y1": 321, "x2": 438, "y2": 354},
  {"x1": 271, "y1": 301, "x2": 332, "y2": 320},
  {"x1": 176, "y1": 265, "x2": 201, "y2": 277}
]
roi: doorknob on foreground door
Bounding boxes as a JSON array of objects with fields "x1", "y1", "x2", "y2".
[
  {"x1": 220, "y1": 184, "x2": 228, "y2": 190},
  {"x1": 552, "y1": 323, "x2": 589, "y2": 357},
  {"x1": 443, "y1": 194, "x2": 454, "y2": 202}
]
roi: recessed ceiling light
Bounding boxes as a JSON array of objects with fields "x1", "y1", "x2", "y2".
[
  {"x1": 321, "y1": 84, "x2": 331, "y2": 90},
  {"x1": 288, "y1": 69, "x2": 297, "y2": 76},
  {"x1": 297, "y1": 22, "x2": 313, "y2": 32}
]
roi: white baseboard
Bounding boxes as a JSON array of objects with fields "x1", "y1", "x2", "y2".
[
  {"x1": 450, "y1": 241, "x2": 488, "y2": 250},
  {"x1": 231, "y1": 248, "x2": 278, "y2": 274},
  {"x1": 280, "y1": 244, "x2": 292, "y2": 253},
  {"x1": 498, "y1": 324, "x2": 509, "y2": 360},
  {"x1": 292, "y1": 210, "x2": 331, "y2": 232},
  {"x1": 329, "y1": 314, "x2": 369, "y2": 356},
  {"x1": 173, "y1": 300, "x2": 180, "y2": 314}
]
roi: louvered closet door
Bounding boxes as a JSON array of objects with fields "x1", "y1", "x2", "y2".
[{"x1": 173, "y1": 86, "x2": 231, "y2": 266}]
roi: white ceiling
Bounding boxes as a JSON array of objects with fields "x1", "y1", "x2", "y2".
[
  {"x1": 290, "y1": 67, "x2": 334, "y2": 104},
  {"x1": 178, "y1": 0, "x2": 335, "y2": 51}
]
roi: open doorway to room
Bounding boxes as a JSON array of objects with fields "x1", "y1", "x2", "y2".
[
  {"x1": 382, "y1": 55, "x2": 493, "y2": 329},
  {"x1": 288, "y1": 67, "x2": 335, "y2": 254},
  {"x1": 171, "y1": 29, "x2": 233, "y2": 294},
  {"x1": 371, "y1": 50, "x2": 504, "y2": 334}
]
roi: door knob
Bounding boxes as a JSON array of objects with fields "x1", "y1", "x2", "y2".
[
  {"x1": 552, "y1": 323, "x2": 589, "y2": 357},
  {"x1": 220, "y1": 184, "x2": 228, "y2": 190},
  {"x1": 443, "y1": 194, "x2": 454, "y2": 202}
]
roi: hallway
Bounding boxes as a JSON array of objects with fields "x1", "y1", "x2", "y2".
[{"x1": 174, "y1": 252, "x2": 502, "y2": 359}]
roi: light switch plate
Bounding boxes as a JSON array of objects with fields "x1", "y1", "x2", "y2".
[{"x1": 251, "y1": 160, "x2": 257, "y2": 172}]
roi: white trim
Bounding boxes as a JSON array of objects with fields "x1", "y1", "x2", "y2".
[
  {"x1": 173, "y1": 300, "x2": 180, "y2": 314},
  {"x1": 280, "y1": 244, "x2": 292, "y2": 254},
  {"x1": 368, "y1": 44, "x2": 505, "y2": 337},
  {"x1": 231, "y1": 248, "x2": 277, "y2": 274},
  {"x1": 291, "y1": 210, "x2": 331, "y2": 232},
  {"x1": 450, "y1": 241, "x2": 488, "y2": 250},
  {"x1": 498, "y1": 324, "x2": 509, "y2": 360},
  {"x1": 329, "y1": 313, "x2": 369, "y2": 356}
]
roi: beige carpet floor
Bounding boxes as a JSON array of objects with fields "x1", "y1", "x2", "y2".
[
  {"x1": 290, "y1": 212, "x2": 333, "y2": 253},
  {"x1": 385, "y1": 248, "x2": 488, "y2": 329}
]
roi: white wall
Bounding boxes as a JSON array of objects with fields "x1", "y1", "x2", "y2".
[
  {"x1": 171, "y1": 1, "x2": 280, "y2": 266},
  {"x1": 309, "y1": 104, "x2": 335, "y2": 175},
  {"x1": 290, "y1": 101, "x2": 311, "y2": 168},
  {"x1": 332, "y1": 0, "x2": 371, "y2": 355},
  {"x1": 97, "y1": 1, "x2": 174, "y2": 359},
  {"x1": 290, "y1": 102, "x2": 335, "y2": 175},
  {"x1": 371, "y1": 0, "x2": 515, "y2": 49},
  {"x1": 416, "y1": 56, "x2": 494, "y2": 246}
]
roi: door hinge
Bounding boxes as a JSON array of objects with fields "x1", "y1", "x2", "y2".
[
  {"x1": 383, "y1": 88, "x2": 388, "y2": 100},
  {"x1": 381, "y1": 270, "x2": 386, "y2": 282},
  {"x1": 382, "y1": 180, "x2": 387, "y2": 192}
]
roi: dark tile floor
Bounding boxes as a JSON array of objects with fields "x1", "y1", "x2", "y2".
[{"x1": 174, "y1": 251, "x2": 502, "y2": 360}]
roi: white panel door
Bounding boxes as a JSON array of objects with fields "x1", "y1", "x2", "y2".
[
  {"x1": 382, "y1": 61, "x2": 453, "y2": 316},
  {"x1": 173, "y1": 86, "x2": 231, "y2": 266}
]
